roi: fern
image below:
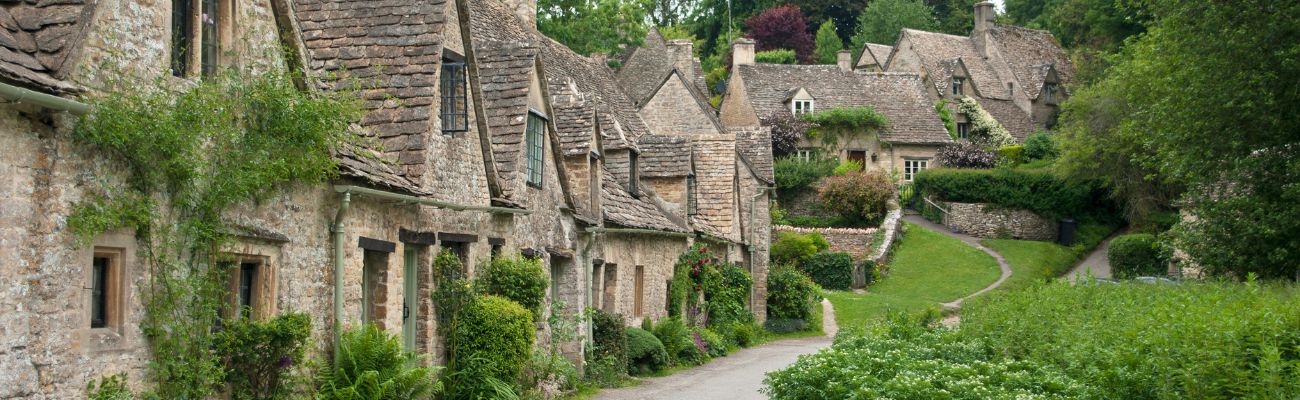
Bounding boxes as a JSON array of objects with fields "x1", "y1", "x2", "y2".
[{"x1": 317, "y1": 324, "x2": 440, "y2": 400}]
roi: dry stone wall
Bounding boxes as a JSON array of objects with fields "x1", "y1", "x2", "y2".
[{"x1": 943, "y1": 202, "x2": 1058, "y2": 241}]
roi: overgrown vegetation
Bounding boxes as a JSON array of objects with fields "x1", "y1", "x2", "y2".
[
  {"x1": 70, "y1": 69, "x2": 362, "y2": 398},
  {"x1": 215, "y1": 313, "x2": 312, "y2": 400},
  {"x1": 773, "y1": 157, "x2": 836, "y2": 199},
  {"x1": 803, "y1": 107, "x2": 889, "y2": 149},
  {"x1": 477, "y1": 255, "x2": 550, "y2": 317},
  {"x1": 1108, "y1": 233, "x2": 1168, "y2": 279},
  {"x1": 955, "y1": 97, "x2": 1015, "y2": 147},
  {"x1": 817, "y1": 169, "x2": 896, "y2": 226},
  {"x1": 765, "y1": 265, "x2": 821, "y2": 332},
  {"x1": 317, "y1": 324, "x2": 439, "y2": 400},
  {"x1": 446, "y1": 295, "x2": 535, "y2": 400}
]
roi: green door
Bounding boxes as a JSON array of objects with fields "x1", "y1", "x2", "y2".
[{"x1": 402, "y1": 247, "x2": 418, "y2": 352}]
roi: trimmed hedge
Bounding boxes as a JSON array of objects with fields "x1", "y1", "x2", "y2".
[
  {"x1": 1109, "y1": 234, "x2": 1167, "y2": 279},
  {"x1": 450, "y1": 295, "x2": 535, "y2": 393},
  {"x1": 913, "y1": 168, "x2": 1095, "y2": 218},
  {"x1": 477, "y1": 255, "x2": 549, "y2": 317},
  {"x1": 800, "y1": 252, "x2": 854, "y2": 290},
  {"x1": 625, "y1": 327, "x2": 667, "y2": 374}
]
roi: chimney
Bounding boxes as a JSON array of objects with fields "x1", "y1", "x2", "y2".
[
  {"x1": 503, "y1": 0, "x2": 537, "y2": 30},
  {"x1": 667, "y1": 39, "x2": 696, "y2": 82},
  {"x1": 974, "y1": 2, "x2": 995, "y2": 33},
  {"x1": 837, "y1": 50, "x2": 853, "y2": 72},
  {"x1": 732, "y1": 38, "x2": 755, "y2": 68}
]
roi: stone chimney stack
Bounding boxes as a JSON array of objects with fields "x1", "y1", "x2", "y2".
[
  {"x1": 732, "y1": 38, "x2": 755, "y2": 68},
  {"x1": 974, "y1": 1, "x2": 995, "y2": 33},
  {"x1": 667, "y1": 39, "x2": 696, "y2": 83},
  {"x1": 502, "y1": 0, "x2": 537, "y2": 30},
  {"x1": 837, "y1": 50, "x2": 853, "y2": 72}
]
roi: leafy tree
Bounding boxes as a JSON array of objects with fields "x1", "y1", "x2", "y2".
[
  {"x1": 658, "y1": 24, "x2": 700, "y2": 53},
  {"x1": 754, "y1": 49, "x2": 797, "y2": 64},
  {"x1": 760, "y1": 112, "x2": 811, "y2": 158},
  {"x1": 929, "y1": 0, "x2": 977, "y2": 36},
  {"x1": 1057, "y1": 0, "x2": 1300, "y2": 280},
  {"x1": 539, "y1": 0, "x2": 654, "y2": 56},
  {"x1": 814, "y1": 20, "x2": 844, "y2": 64},
  {"x1": 744, "y1": 5, "x2": 816, "y2": 64},
  {"x1": 851, "y1": 0, "x2": 937, "y2": 60}
]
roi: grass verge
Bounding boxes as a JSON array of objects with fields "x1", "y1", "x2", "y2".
[{"x1": 979, "y1": 239, "x2": 1076, "y2": 290}]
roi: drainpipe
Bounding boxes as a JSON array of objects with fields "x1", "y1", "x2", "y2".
[
  {"x1": 331, "y1": 191, "x2": 351, "y2": 361},
  {"x1": 584, "y1": 226, "x2": 693, "y2": 238},
  {"x1": 748, "y1": 186, "x2": 774, "y2": 315},
  {"x1": 334, "y1": 185, "x2": 532, "y2": 215},
  {"x1": 0, "y1": 82, "x2": 92, "y2": 115}
]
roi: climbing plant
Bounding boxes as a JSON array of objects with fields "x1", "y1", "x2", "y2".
[
  {"x1": 935, "y1": 99, "x2": 957, "y2": 139},
  {"x1": 956, "y1": 97, "x2": 1016, "y2": 147},
  {"x1": 69, "y1": 68, "x2": 362, "y2": 398},
  {"x1": 803, "y1": 107, "x2": 890, "y2": 149}
]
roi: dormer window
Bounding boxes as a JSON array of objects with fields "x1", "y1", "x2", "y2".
[
  {"x1": 525, "y1": 111, "x2": 546, "y2": 188},
  {"x1": 952, "y1": 78, "x2": 965, "y2": 96},
  {"x1": 441, "y1": 52, "x2": 469, "y2": 132},
  {"x1": 1044, "y1": 83, "x2": 1059, "y2": 103},
  {"x1": 792, "y1": 100, "x2": 814, "y2": 116},
  {"x1": 629, "y1": 152, "x2": 640, "y2": 197}
]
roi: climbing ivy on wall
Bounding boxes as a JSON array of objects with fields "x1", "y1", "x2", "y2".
[
  {"x1": 802, "y1": 107, "x2": 890, "y2": 149},
  {"x1": 935, "y1": 99, "x2": 957, "y2": 139},
  {"x1": 957, "y1": 97, "x2": 1016, "y2": 147},
  {"x1": 69, "y1": 69, "x2": 362, "y2": 398}
]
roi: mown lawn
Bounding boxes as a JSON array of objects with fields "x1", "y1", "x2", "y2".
[
  {"x1": 980, "y1": 239, "x2": 1077, "y2": 290},
  {"x1": 825, "y1": 222, "x2": 1001, "y2": 329}
]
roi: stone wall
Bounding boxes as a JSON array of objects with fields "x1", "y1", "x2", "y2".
[
  {"x1": 594, "y1": 233, "x2": 689, "y2": 327},
  {"x1": 639, "y1": 74, "x2": 718, "y2": 137},
  {"x1": 774, "y1": 225, "x2": 878, "y2": 260},
  {"x1": 943, "y1": 202, "x2": 1058, "y2": 241},
  {"x1": 779, "y1": 187, "x2": 836, "y2": 219}
]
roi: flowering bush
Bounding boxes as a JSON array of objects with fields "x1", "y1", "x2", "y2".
[
  {"x1": 761, "y1": 112, "x2": 812, "y2": 158},
  {"x1": 214, "y1": 313, "x2": 311, "y2": 400},
  {"x1": 957, "y1": 97, "x2": 1017, "y2": 147},
  {"x1": 934, "y1": 140, "x2": 998, "y2": 169},
  {"x1": 817, "y1": 169, "x2": 896, "y2": 225}
]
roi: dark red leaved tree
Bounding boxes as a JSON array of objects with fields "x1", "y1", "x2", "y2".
[{"x1": 744, "y1": 5, "x2": 816, "y2": 64}]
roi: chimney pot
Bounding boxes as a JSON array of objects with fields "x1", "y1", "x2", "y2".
[
  {"x1": 974, "y1": 2, "x2": 995, "y2": 33},
  {"x1": 732, "y1": 38, "x2": 755, "y2": 68},
  {"x1": 837, "y1": 50, "x2": 853, "y2": 72}
]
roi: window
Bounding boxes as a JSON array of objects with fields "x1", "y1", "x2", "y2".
[
  {"x1": 601, "y1": 264, "x2": 618, "y2": 312},
  {"x1": 1044, "y1": 83, "x2": 1058, "y2": 103},
  {"x1": 236, "y1": 261, "x2": 257, "y2": 319},
  {"x1": 847, "y1": 150, "x2": 867, "y2": 169},
  {"x1": 903, "y1": 159, "x2": 929, "y2": 181},
  {"x1": 794, "y1": 148, "x2": 817, "y2": 162},
  {"x1": 440, "y1": 55, "x2": 469, "y2": 132},
  {"x1": 633, "y1": 266, "x2": 645, "y2": 317},
  {"x1": 952, "y1": 78, "x2": 965, "y2": 96},
  {"x1": 591, "y1": 262, "x2": 605, "y2": 311},
  {"x1": 440, "y1": 240, "x2": 470, "y2": 269},
  {"x1": 628, "y1": 152, "x2": 640, "y2": 196},
  {"x1": 171, "y1": 0, "x2": 224, "y2": 77},
  {"x1": 956, "y1": 122, "x2": 970, "y2": 139},
  {"x1": 686, "y1": 174, "x2": 697, "y2": 216},
  {"x1": 526, "y1": 111, "x2": 546, "y2": 188},
  {"x1": 792, "y1": 99, "x2": 814, "y2": 116},
  {"x1": 89, "y1": 249, "x2": 123, "y2": 330},
  {"x1": 90, "y1": 256, "x2": 110, "y2": 328}
]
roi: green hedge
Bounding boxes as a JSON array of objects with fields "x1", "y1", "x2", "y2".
[
  {"x1": 449, "y1": 295, "x2": 534, "y2": 397},
  {"x1": 625, "y1": 327, "x2": 667, "y2": 374},
  {"x1": 766, "y1": 266, "x2": 819, "y2": 327},
  {"x1": 589, "y1": 309, "x2": 627, "y2": 371},
  {"x1": 770, "y1": 231, "x2": 829, "y2": 265},
  {"x1": 1109, "y1": 234, "x2": 1167, "y2": 279},
  {"x1": 477, "y1": 255, "x2": 549, "y2": 317},
  {"x1": 913, "y1": 168, "x2": 1096, "y2": 218},
  {"x1": 799, "y1": 252, "x2": 854, "y2": 290}
]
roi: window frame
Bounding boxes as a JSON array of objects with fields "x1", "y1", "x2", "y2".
[
  {"x1": 686, "y1": 174, "x2": 698, "y2": 216},
  {"x1": 89, "y1": 250, "x2": 123, "y2": 330},
  {"x1": 794, "y1": 148, "x2": 817, "y2": 162},
  {"x1": 956, "y1": 122, "x2": 971, "y2": 139},
  {"x1": 628, "y1": 151, "x2": 640, "y2": 196},
  {"x1": 1044, "y1": 83, "x2": 1058, "y2": 103},
  {"x1": 952, "y1": 78, "x2": 965, "y2": 96},
  {"x1": 792, "y1": 99, "x2": 814, "y2": 116},
  {"x1": 903, "y1": 158, "x2": 930, "y2": 181},
  {"x1": 633, "y1": 265, "x2": 645, "y2": 317},
  {"x1": 440, "y1": 53, "x2": 469, "y2": 133},
  {"x1": 171, "y1": 0, "x2": 230, "y2": 78},
  {"x1": 525, "y1": 110, "x2": 547, "y2": 188}
]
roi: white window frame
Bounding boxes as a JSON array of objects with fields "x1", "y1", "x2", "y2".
[
  {"x1": 903, "y1": 159, "x2": 930, "y2": 181},
  {"x1": 952, "y1": 78, "x2": 965, "y2": 96},
  {"x1": 792, "y1": 99, "x2": 814, "y2": 116},
  {"x1": 794, "y1": 148, "x2": 816, "y2": 162}
]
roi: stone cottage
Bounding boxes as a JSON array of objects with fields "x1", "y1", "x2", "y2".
[
  {"x1": 0, "y1": 0, "x2": 772, "y2": 398},
  {"x1": 875, "y1": 1, "x2": 1075, "y2": 137},
  {"x1": 719, "y1": 39, "x2": 953, "y2": 182}
]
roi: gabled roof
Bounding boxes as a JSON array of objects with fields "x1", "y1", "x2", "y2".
[
  {"x1": 641, "y1": 67, "x2": 726, "y2": 134},
  {"x1": 897, "y1": 29, "x2": 1010, "y2": 101},
  {"x1": 0, "y1": 1, "x2": 95, "y2": 94},
  {"x1": 637, "y1": 135, "x2": 691, "y2": 178},
  {"x1": 975, "y1": 97, "x2": 1036, "y2": 140},
  {"x1": 535, "y1": 36, "x2": 647, "y2": 152},
  {"x1": 616, "y1": 28, "x2": 710, "y2": 106},
  {"x1": 734, "y1": 64, "x2": 951, "y2": 145},
  {"x1": 600, "y1": 167, "x2": 688, "y2": 232},
  {"x1": 691, "y1": 136, "x2": 740, "y2": 242},
  {"x1": 732, "y1": 127, "x2": 774, "y2": 184},
  {"x1": 856, "y1": 43, "x2": 893, "y2": 68},
  {"x1": 294, "y1": 0, "x2": 449, "y2": 194},
  {"x1": 475, "y1": 41, "x2": 540, "y2": 200},
  {"x1": 987, "y1": 25, "x2": 1075, "y2": 99},
  {"x1": 550, "y1": 79, "x2": 596, "y2": 156}
]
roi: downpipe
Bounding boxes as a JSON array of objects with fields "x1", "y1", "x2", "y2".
[{"x1": 331, "y1": 191, "x2": 351, "y2": 361}]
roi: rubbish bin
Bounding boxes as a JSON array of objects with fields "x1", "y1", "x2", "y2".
[{"x1": 1058, "y1": 218, "x2": 1077, "y2": 246}]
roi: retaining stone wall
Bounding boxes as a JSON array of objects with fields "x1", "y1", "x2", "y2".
[{"x1": 942, "y1": 202, "x2": 1057, "y2": 241}]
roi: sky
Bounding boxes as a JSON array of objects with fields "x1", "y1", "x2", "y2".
[{"x1": 990, "y1": 0, "x2": 1006, "y2": 13}]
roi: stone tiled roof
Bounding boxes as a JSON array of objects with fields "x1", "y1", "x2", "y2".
[
  {"x1": 691, "y1": 136, "x2": 739, "y2": 242},
  {"x1": 0, "y1": 1, "x2": 93, "y2": 94},
  {"x1": 732, "y1": 127, "x2": 774, "y2": 184},
  {"x1": 988, "y1": 25, "x2": 1075, "y2": 99},
  {"x1": 975, "y1": 97, "x2": 1037, "y2": 140},
  {"x1": 335, "y1": 143, "x2": 430, "y2": 196},
  {"x1": 898, "y1": 29, "x2": 1010, "y2": 101},
  {"x1": 538, "y1": 36, "x2": 646, "y2": 152},
  {"x1": 856, "y1": 43, "x2": 893, "y2": 68},
  {"x1": 735, "y1": 64, "x2": 951, "y2": 145},
  {"x1": 601, "y1": 167, "x2": 687, "y2": 232},
  {"x1": 476, "y1": 41, "x2": 539, "y2": 200},
  {"x1": 294, "y1": 0, "x2": 449, "y2": 192},
  {"x1": 637, "y1": 135, "x2": 690, "y2": 177},
  {"x1": 614, "y1": 27, "x2": 667, "y2": 105},
  {"x1": 550, "y1": 79, "x2": 595, "y2": 156}
]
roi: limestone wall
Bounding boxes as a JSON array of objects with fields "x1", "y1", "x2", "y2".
[
  {"x1": 773, "y1": 225, "x2": 878, "y2": 261},
  {"x1": 594, "y1": 233, "x2": 689, "y2": 327},
  {"x1": 942, "y1": 202, "x2": 1058, "y2": 241}
]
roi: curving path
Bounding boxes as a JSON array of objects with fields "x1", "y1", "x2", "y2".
[
  {"x1": 1067, "y1": 230, "x2": 1123, "y2": 281},
  {"x1": 900, "y1": 215, "x2": 1013, "y2": 309},
  {"x1": 591, "y1": 300, "x2": 837, "y2": 400}
]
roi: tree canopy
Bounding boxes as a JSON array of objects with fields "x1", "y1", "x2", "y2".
[
  {"x1": 538, "y1": 0, "x2": 654, "y2": 56},
  {"x1": 745, "y1": 5, "x2": 817, "y2": 64},
  {"x1": 814, "y1": 20, "x2": 844, "y2": 64},
  {"x1": 851, "y1": 0, "x2": 938, "y2": 59}
]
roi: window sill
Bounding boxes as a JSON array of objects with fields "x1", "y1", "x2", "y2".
[{"x1": 79, "y1": 327, "x2": 131, "y2": 353}]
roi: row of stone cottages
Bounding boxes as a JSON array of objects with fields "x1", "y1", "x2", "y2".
[
  {"x1": 0, "y1": 0, "x2": 773, "y2": 397},
  {"x1": 714, "y1": 1, "x2": 1074, "y2": 180}
]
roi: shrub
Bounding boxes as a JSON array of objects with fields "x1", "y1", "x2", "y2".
[
  {"x1": 860, "y1": 260, "x2": 879, "y2": 285},
  {"x1": 588, "y1": 309, "x2": 628, "y2": 373},
  {"x1": 477, "y1": 255, "x2": 549, "y2": 317},
  {"x1": 745, "y1": 5, "x2": 815, "y2": 63},
  {"x1": 582, "y1": 355, "x2": 624, "y2": 389},
  {"x1": 761, "y1": 112, "x2": 812, "y2": 158},
  {"x1": 87, "y1": 374, "x2": 135, "y2": 400},
  {"x1": 998, "y1": 145, "x2": 1025, "y2": 165},
  {"x1": 774, "y1": 156, "x2": 837, "y2": 195},
  {"x1": 520, "y1": 349, "x2": 577, "y2": 399},
  {"x1": 763, "y1": 318, "x2": 1090, "y2": 399},
  {"x1": 214, "y1": 313, "x2": 311, "y2": 400},
  {"x1": 695, "y1": 327, "x2": 728, "y2": 357},
  {"x1": 625, "y1": 327, "x2": 668, "y2": 374},
  {"x1": 770, "y1": 231, "x2": 828, "y2": 265},
  {"x1": 799, "y1": 252, "x2": 854, "y2": 290},
  {"x1": 1109, "y1": 233, "x2": 1167, "y2": 279},
  {"x1": 653, "y1": 318, "x2": 705, "y2": 366},
  {"x1": 447, "y1": 295, "x2": 534, "y2": 399},
  {"x1": 432, "y1": 250, "x2": 474, "y2": 352},
  {"x1": 731, "y1": 322, "x2": 761, "y2": 347},
  {"x1": 831, "y1": 159, "x2": 863, "y2": 176},
  {"x1": 766, "y1": 266, "x2": 819, "y2": 324},
  {"x1": 318, "y1": 324, "x2": 438, "y2": 400},
  {"x1": 913, "y1": 168, "x2": 1099, "y2": 219},
  {"x1": 817, "y1": 170, "x2": 895, "y2": 225},
  {"x1": 934, "y1": 141, "x2": 998, "y2": 169},
  {"x1": 962, "y1": 281, "x2": 1300, "y2": 399},
  {"x1": 1022, "y1": 132, "x2": 1059, "y2": 160},
  {"x1": 705, "y1": 263, "x2": 754, "y2": 328},
  {"x1": 755, "y1": 49, "x2": 798, "y2": 64}
]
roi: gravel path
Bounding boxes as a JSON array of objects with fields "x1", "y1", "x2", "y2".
[
  {"x1": 591, "y1": 300, "x2": 837, "y2": 400},
  {"x1": 900, "y1": 215, "x2": 1013, "y2": 309},
  {"x1": 1067, "y1": 230, "x2": 1122, "y2": 281}
]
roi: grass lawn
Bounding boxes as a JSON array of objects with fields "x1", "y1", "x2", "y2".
[
  {"x1": 979, "y1": 239, "x2": 1077, "y2": 290},
  {"x1": 826, "y1": 222, "x2": 1001, "y2": 329}
]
